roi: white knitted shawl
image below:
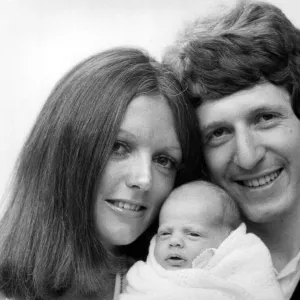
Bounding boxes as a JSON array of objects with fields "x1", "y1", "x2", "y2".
[{"x1": 120, "y1": 223, "x2": 284, "y2": 300}]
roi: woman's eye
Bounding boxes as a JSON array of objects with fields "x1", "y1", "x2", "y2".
[
  {"x1": 111, "y1": 141, "x2": 129, "y2": 157},
  {"x1": 154, "y1": 155, "x2": 177, "y2": 170}
]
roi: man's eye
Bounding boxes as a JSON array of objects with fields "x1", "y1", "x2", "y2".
[
  {"x1": 204, "y1": 127, "x2": 231, "y2": 147},
  {"x1": 154, "y1": 155, "x2": 177, "y2": 170},
  {"x1": 257, "y1": 113, "x2": 276, "y2": 122},
  {"x1": 255, "y1": 112, "x2": 282, "y2": 129},
  {"x1": 111, "y1": 141, "x2": 129, "y2": 157},
  {"x1": 211, "y1": 128, "x2": 229, "y2": 138}
]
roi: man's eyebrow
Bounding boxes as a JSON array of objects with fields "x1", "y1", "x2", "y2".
[
  {"x1": 246, "y1": 104, "x2": 287, "y2": 117},
  {"x1": 200, "y1": 104, "x2": 288, "y2": 132},
  {"x1": 242, "y1": 104, "x2": 289, "y2": 124},
  {"x1": 160, "y1": 146, "x2": 182, "y2": 151},
  {"x1": 200, "y1": 121, "x2": 228, "y2": 133}
]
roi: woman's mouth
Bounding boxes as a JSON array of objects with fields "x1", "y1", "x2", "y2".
[
  {"x1": 237, "y1": 168, "x2": 283, "y2": 188},
  {"x1": 105, "y1": 199, "x2": 146, "y2": 215},
  {"x1": 106, "y1": 200, "x2": 145, "y2": 211}
]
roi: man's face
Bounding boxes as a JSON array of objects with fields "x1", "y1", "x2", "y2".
[{"x1": 197, "y1": 83, "x2": 300, "y2": 223}]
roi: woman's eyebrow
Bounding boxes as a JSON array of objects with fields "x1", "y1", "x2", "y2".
[
  {"x1": 117, "y1": 129, "x2": 137, "y2": 141},
  {"x1": 119, "y1": 129, "x2": 181, "y2": 151}
]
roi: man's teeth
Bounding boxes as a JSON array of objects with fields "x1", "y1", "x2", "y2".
[
  {"x1": 114, "y1": 201, "x2": 142, "y2": 211},
  {"x1": 242, "y1": 170, "x2": 281, "y2": 188}
]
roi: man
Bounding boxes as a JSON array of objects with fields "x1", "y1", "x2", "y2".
[{"x1": 163, "y1": 0, "x2": 300, "y2": 299}]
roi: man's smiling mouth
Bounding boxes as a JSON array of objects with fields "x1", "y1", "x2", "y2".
[{"x1": 236, "y1": 168, "x2": 283, "y2": 188}]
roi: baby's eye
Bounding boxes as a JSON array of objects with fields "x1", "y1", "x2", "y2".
[
  {"x1": 188, "y1": 232, "x2": 200, "y2": 237},
  {"x1": 158, "y1": 231, "x2": 170, "y2": 237},
  {"x1": 154, "y1": 155, "x2": 178, "y2": 170},
  {"x1": 111, "y1": 141, "x2": 130, "y2": 157}
]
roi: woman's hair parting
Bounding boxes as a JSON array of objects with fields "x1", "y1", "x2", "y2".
[
  {"x1": 163, "y1": 0, "x2": 300, "y2": 118},
  {"x1": 0, "y1": 47, "x2": 202, "y2": 299}
]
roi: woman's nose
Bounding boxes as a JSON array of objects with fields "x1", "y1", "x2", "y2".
[
  {"x1": 125, "y1": 153, "x2": 152, "y2": 191},
  {"x1": 233, "y1": 129, "x2": 266, "y2": 170}
]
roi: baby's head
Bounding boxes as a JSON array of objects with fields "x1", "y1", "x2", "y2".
[{"x1": 154, "y1": 180, "x2": 240, "y2": 270}]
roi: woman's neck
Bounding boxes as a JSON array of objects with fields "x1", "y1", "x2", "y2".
[{"x1": 59, "y1": 273, "x2": 116, "y2": 300}]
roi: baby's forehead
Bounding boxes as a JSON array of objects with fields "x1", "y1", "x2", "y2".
[
  {"x1": 161, "y1": 186, "x2": 223, "y2": 218},
  {"x1": 170, "y1": 182, "x2": 222, "y2": 203}
]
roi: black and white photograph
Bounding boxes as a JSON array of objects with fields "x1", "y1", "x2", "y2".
[{"x1": 1, "y1": 0, "x2": 300, "y2": 299}]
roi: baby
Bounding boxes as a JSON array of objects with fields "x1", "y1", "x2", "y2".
[
  {"x1": 154, "y1": 180, "x2": 239, "y2": 270},
  {"x1": 120, "y1": 181, "x2": 284, "y2": 300}
]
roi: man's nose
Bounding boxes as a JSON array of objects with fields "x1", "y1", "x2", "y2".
[
  {"x1": 233, "y1": 128, "x2": 265, "y2": 170},
  {"x1": 125, "y1": 153, "x2": 152, "y2": 191}
]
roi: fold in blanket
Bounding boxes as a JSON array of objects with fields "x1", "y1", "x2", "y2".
[{"x1": 120, "y1": 223, "x2": 284, "y2": 300}]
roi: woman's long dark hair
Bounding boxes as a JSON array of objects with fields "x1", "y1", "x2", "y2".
[{"x1": 0, "y1": 47, "x2": 203, "y2": 299}]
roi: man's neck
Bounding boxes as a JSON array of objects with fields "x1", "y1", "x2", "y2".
[{"x1": 246, "y1": 209, "x2": 300, "y2": 272}]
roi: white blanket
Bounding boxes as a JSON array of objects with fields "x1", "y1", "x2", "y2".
[{"x1": 120, "y1": 223, "x2": 284, "y2": 300}]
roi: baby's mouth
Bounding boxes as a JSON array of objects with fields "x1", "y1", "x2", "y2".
[
  {"x1": 166, "y1": 254, "x2": 186, "y2": 265},
  {"x1": 169, "y1": 256, "x2": 182, "y2": 260}
]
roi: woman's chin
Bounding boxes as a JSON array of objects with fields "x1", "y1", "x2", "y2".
[{"x1": 104, "y1": 230, "x2": 144, "y2": 250}]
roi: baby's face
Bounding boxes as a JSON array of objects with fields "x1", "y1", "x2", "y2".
[{"x1": 154, "y1": 185, "x2": 231, "y2": 270}]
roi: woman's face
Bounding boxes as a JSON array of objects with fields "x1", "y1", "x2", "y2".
[{"x1": 94, "y1": 94, "x2": 182, "y2": 250}]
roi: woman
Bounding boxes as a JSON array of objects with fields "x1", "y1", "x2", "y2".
[{"x1": 0, "y1": 47, "x2": 202, "y2": 300}]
